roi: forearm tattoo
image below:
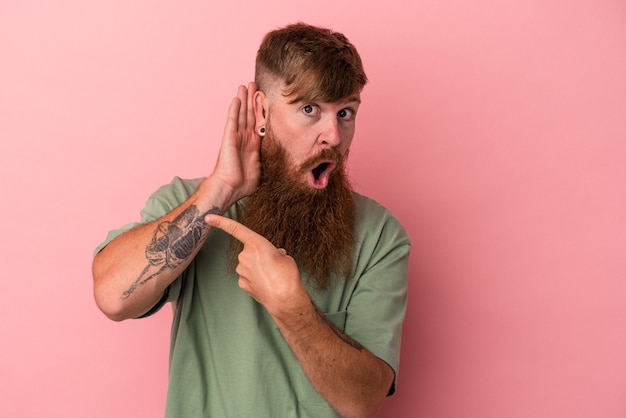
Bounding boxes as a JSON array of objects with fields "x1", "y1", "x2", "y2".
[{"x1": 120, "y1": 205, "x2": 219, "y2": 300}]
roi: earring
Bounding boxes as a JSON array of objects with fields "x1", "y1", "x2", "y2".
[{"x1": 258, "y1": 126, "x2": 266, "y2": 137}]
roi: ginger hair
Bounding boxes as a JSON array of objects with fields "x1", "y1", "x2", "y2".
[{"x1": 255, "y1": 22, "x2": 367, "y2": 103}]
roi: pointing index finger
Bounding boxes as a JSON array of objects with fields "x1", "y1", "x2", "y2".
[{"x1": 205, "y1": 214, "x2": 259, "y2": 245}]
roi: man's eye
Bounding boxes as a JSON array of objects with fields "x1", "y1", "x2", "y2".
[
  {"x1": 338, "y1": 109, "x2": 353, "y2": 119},
  {"x1": 303, "y1": 105, "x2": 316, "y2": 114}
]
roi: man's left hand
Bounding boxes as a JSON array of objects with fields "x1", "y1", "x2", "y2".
[{"x1": 205, "y1": 214, "x2": 310, "y2": 319}]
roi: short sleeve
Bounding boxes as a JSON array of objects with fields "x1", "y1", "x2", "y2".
[
  {"x1": 92, "y1": 176, "x2": 205, "y2": 308},
  {"x1": 344, "y1": 198, "x2": 411, "y2": 395}
]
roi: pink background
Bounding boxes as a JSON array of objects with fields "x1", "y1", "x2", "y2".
[{"x1": 2, "y1": 1, "x2": 625, "y2": 417}]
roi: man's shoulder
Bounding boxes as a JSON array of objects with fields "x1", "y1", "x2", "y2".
[
  {"x1": 135, "y1": 176, "x2": 206, "y2": 222},
  {"x1": 154, "y1": 176, "x2": 205, "y2": 199},
  {"x1": 353, "y1": 192, "x2": 395, "y2": 220},
  {"x1": 353, "y1": 193, "x2": 408, "y2": 239},
  {"x1": 354, "y1": 192, "x2": 384, "y2": 210}
]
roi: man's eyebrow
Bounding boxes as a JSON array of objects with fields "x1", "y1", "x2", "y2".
[
  {"x1": 343, "y1": 96, "x2": 361, "y2": 105},
  {"x1": 288, "y1": 95, "x2": 362, "y2": 106}
]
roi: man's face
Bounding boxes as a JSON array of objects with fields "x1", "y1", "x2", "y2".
[
  {"x1": 233, "y1": 88, "x2": 360, "y2": 289},
  {"x1": 263, "y1": 90, "x2": 361, "y2": 190}
]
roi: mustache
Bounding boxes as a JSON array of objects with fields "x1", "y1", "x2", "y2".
[{"x1": 297, "y1": 148, "x2": 347, "y2": 174}]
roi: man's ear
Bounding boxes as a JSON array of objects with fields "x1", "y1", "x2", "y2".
[{"x1": 253, "y1": 90, "x2": 268, "y2": 131}]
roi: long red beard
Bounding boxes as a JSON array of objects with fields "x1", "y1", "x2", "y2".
[{"x1": 230, "y1": 132, "x2": 356, "y2": 290}]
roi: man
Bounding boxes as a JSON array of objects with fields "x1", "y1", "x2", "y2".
[{"x1": 93, "y1": 23, "x2": 410, "y2": 418}]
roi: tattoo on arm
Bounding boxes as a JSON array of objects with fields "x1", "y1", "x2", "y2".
[{"x1": 120, "y1": 205, "x2": 219, "y2": 300}]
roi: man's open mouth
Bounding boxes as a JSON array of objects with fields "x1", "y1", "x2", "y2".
[{"x1": 308, "y1": 161, "x2": 337, "y2": 189}]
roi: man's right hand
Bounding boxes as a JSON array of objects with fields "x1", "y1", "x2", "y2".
[
  {"x1": 207, "y1": 82, "x2": 262, "y2": 210},
  {"x1": 93, "y1": 83, "x2": 263, "y2": 321}
]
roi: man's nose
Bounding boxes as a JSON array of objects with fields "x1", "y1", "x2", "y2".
[{"x1": 319, "y1": 118, "x2": 341, "y2": 148}]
